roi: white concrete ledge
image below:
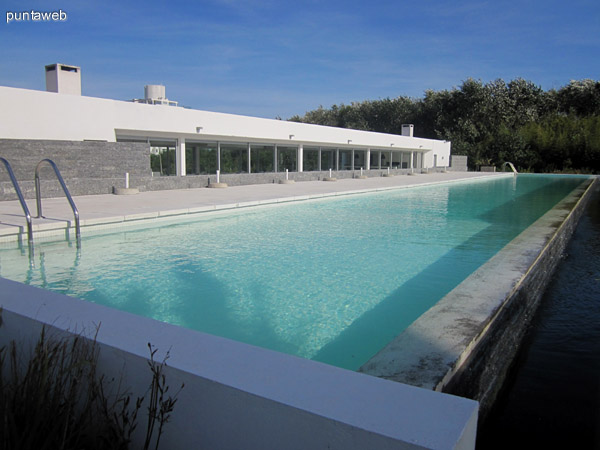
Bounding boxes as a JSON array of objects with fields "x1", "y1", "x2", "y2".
[{"x1": 0, "y1": 277, "x2": 479, "y2": 449}]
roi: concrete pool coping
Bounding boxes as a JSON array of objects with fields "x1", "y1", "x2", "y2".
[
  {"x1": 0, "y1": 171, "x2": 506, "y2": 243},
  {"x1": 360, "y1": 175, "x2": 598, "y2": 419}
]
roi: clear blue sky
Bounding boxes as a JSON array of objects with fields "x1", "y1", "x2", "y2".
[{"x1": 1, "y1": 0, "x2": 598, "y2": 119}]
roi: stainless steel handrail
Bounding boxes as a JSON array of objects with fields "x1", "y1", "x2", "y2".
[
  {"x1": 0, "y1": 157, "x2": 33, "y2": 246},
  {"x1": 502, "y1": 161, "x2": 518, "y2": 174},
  {"x1": 35, "y1": 159, "x2": 81, "y2": 242}
]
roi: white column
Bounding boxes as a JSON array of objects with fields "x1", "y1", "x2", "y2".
[
  {"x1": 318, "y1": 148, "x2": 322, "y2": 171},
  {"x1": 177, "y1": 137, "x2": 186, "y2": 176},
  {"x1": 410, "y1": 151, "x2": 414, "y2": 169},
  {"x1": 389, "y1": 151, "x2": 393, "y2": 169},
  {"x1": 297, "y1": 144, "x2": 303, "y2": 172},
  {"x1": 336, "y1": 149, "x2": 339, "y2": 171},
  {"x1": 247, "y1": 143, "x2": 251, "y2": 174},
  {"x1": 366, "y1": 149, "x2": 371, "y2": 170},
  {"x1": 217, "y1": 142, "x2": 221, "y2": 171}
]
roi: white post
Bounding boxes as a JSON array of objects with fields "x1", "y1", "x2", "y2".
[
  {"x1": 125, "y1": 172, "x2": 129, "y2": 189},
  {"x1": 360, "y1": 167, "x2": 363, "y2": 176},
  {"x1": 176, "y1": 137, "x2": 186, "y2": 176},
  {"x1": 329, "y1": 168, "x2": 332, "y2": 178},
  {"x1": 297, "y1": 144, "x2": 303, "y2": 173},
  {"x1": 247, "y1": 143, "x2": 252, "y2": 174},
  {"x1": 387, "y1": 167, "x2": 390, "y2": 175},
  {"x1": 217, "y1": 142, "x2": 221, "y2": 172},
  {"x1": 286, "y1": 169, "x2": 289, "y2": 180},
  {"x1": 216, "y1": 169, "x2": 220, "y2": 184},
  {"x1": 366, "y1": 149, "x2": 371, "y2": 170}
]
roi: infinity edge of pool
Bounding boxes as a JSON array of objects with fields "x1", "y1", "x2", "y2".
[{"x1": 360, "y1": 176, "x2": 597, "y2": 419}]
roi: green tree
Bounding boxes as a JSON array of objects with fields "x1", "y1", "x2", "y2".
[{"x1": 288, "y1": 77, "x2": 600, "y2": 173}]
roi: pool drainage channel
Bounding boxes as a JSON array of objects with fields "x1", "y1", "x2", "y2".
[{"x1": 360, "y1": 176, "x2": 597, "y2": 422}]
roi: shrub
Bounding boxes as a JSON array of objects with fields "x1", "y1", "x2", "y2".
[{"x1": 0, "y1": 327, "x2": 183, "y2": 450}]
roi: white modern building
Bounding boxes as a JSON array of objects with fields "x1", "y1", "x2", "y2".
[{"x1": 0, "y1": 66, "x2": 451, "y2": 178}]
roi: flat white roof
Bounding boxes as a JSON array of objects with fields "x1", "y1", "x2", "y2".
[{"x1": 0, "y1": 86, "x2": 449, "y2": 155}]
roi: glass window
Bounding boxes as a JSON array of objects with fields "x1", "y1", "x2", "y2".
[
  {"x1": 251, "y1": 145, "x2": 274, "y2": 173},
  {"x1": 150, "y1": 141, "x2": 176, "y2": 176},
  {"x1": 186, "y1": 142, "x2": 217, "y2": 175},
  {"x1": 320, "y1": 148, "x2": 336, "y2": 171},
  {"x1": 303, "y1": 147, "x2": 319, "y2": 172},
  {"x1": 277, "y1": 146, "x2": 297, "y2": 172},
  {"x1": 382, "y1": 151, "x2": 392, "y2": 168},
  {"x1": 339, "y1": 150, "x2": 353, "y2": 170},
  {"x1": 370, "y1": 151, "x2": 380, "y2": 169},
  {"x1": 220, "y1": 143, "x2": 248, "y2": 174},
  {"x1": 354, "y1": 150, "x2": 366, "y2": 170}
]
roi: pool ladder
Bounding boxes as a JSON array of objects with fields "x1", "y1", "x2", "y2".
[
  {"x1": 502, "y1": 162, "x2": 518, "y2": 174},
  {"x1": 1, "y1": 158, "x2": 81, "y2": 251},
  {"x1": 0, "y1": 157, "x2": 33, "y2": 248}
]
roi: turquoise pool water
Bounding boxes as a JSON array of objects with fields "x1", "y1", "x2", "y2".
[{"x1": 0, "y1": 175, "x2": 589, "y2": 370}]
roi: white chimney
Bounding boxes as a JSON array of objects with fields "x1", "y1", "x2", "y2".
[
  {"x1": 401, "y1": 124, "x2": 414, "y2": 137},
  {"x1": 45, "y1": 64, "x2": 81, "y2": 95}
]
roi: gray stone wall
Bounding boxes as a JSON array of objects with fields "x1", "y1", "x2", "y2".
[
  {"x1": 0, "y1": 138, "x2": 449, "y2": 200},
  {"x1": 449, "y1": 155, "x2": 468, "y2": 171},
  {"x1": 0, "y1": 139, "x2": 150, "y2": 200},
  {"x1": 130, "y1": 167, "x2": 445, "y2": 192}
]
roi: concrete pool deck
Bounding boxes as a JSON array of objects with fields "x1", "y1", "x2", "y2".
[{"x1": 0, "y1": 171, "x2": 505, "y2": 243}]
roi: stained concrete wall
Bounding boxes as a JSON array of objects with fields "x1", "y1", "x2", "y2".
[
  {"x1": 360, "y1": 177, "x2": 597, "y2": 424},
  {"x1": 441, "y1": 178, "x2": 597, "y2": 419}
]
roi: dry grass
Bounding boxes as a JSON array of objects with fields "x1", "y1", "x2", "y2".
[{"x1": 0, "y1": 327, "x2": 183, "y2": 450}]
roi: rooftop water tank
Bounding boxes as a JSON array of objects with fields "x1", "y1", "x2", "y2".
[{"x1": 145, "y1": 84, "x2": 166, "y2": 100}]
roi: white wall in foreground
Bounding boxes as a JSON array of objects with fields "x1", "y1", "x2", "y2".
[{"x1": 0, "y1": 276, "x2": 478, "y2": 450}]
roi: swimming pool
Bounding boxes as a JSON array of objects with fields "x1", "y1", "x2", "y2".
[{"x1": 0, "y1": 174, "x2": 589, "y2": 370}]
